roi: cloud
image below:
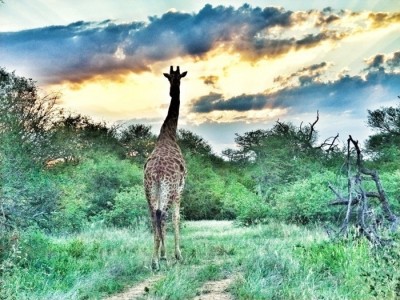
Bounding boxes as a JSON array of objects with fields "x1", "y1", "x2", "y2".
[
  {"x1": 368, "y1": 12, "x2": 400, "y2": 28},
  {"x1": 0, "y1": 20, "x2": 147, "y2": 83},
  {"x1": 200, "y1": 75, "x2": 219, "y2": 87},
  {"x1": 190, "y1": 69, "x2": 400, "y2": 117},
  {"x1": 2, "y1": 4, "x2": 397, "y2": 84},
  {"x1": 387, "y1": 51, "x2": 400, "y2": 68},
  {"x1": 192, "y1": 92, "x2": 272, "y2": 113},
  {"x1": 365, "y1": 51, "x2": 400, "y2": 70},
  {"x1": 274, "y1": 61, "x2": 332, "y2": 87},
  {"x1": 0, "y1": 4, "x2": 293, "y2": 84},
  {"x1": 365, "y1": 54, "x2": 385, "y2": 69}
]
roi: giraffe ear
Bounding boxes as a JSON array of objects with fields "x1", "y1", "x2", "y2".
[
  {"x1": 180, "y1": 71, "x2": 187, "y2": 78},
  {"x1": 163, "y1": 73, "x2": 171, "y2": 79}
]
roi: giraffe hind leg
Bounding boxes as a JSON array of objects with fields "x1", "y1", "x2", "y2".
[
  {"x1": 173, "y1": 200, "x2": 182, "y2": 260},
  {"x1": 151, "y1": 215, "x2": 161, "y2": 270},
  {"x1": 147, "y1": 183, "x2": 162, "y2": 270},
  {"x1": 157, "y1": 209, "x2": 168, "y2": 262}
]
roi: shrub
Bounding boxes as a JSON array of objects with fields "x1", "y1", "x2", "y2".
[
  {"x1": 54, "y1": 154, "x2": 145, "y2": 230},
  {"x1": 223, "y1": 181, "x2": 268, "y2": 225},
  {"x1": 182, "y1": 155, "x2": 228, "y2": 220},
  {"x1": 105, "y1": 186, "x2": 149, "y2": 228},
  {"x1": 379, "y1": 170, "x2": 400, "y2": 214},
  {"x1": 82, "y1": 155, "x2": 143, "y2": 218},
  {"x1": 271, "y1": 170, "x2": 340, "y2": 224}
]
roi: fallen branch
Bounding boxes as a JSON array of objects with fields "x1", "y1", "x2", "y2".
[{"x1": 327, "y1": 135, "x2": 398, "y2": 245}]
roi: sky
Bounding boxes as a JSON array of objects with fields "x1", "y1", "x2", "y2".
[{"x1": 0, "y1": 1, "x2": 399, "y2": 154}]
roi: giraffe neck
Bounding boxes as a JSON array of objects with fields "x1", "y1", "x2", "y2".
[{"x1": 159, "y1": 85, "x2": 180, "y2": 142}]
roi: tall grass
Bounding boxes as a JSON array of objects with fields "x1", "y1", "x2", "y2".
[
  {"x1": 0, "y1": 223, "x2": 153, "y2": 300},
  {"x1": 1, "y1": 221, "x2": 400, "y2": 299}
]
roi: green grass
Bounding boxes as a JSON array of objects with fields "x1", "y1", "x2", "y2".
[
  {"x1": 1, "y1": 221, "x2": 400, "y2": 299},
  {"x1": 0, "y1": 224, "x2": 153, "y2": 300}
]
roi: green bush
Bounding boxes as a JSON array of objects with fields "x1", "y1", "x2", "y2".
[
  {"x1": 82, "y1": 155, "x2": 143, "y2": 218},
  {"x1": 223, "y1": 181, "x2": 268, "y2": 225},
  {"x1": 105, "y1": 186, "x2": 149, "y2": 228},
  {"x1": 271, "y1": 170, "x2": 340, "y2": 224},
  {"x1": 52, "y1": 197, "x2": 87, "y2": 232},
  {"x1": 182, "y1": 155, "x2": 228, "y2": 220},
  {"x1": 379, "y1": 170, "x2": 400, "y2": 214},
  {"x1": 53, "y1": 154, "x2": 145, "y2": 230},
  {"x1": 1, "y1": 161, "x2": 61, "y2": 231}
]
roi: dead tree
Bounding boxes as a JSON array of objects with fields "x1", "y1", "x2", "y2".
[{"x1": 328, "y1": 135, "x2": 398, "y2": 245}]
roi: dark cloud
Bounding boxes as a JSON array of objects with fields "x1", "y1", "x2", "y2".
[
  {"x1": 315, "y1": 12, "x2": 341, "y2": 26},
  {"x1": 200, "y1": 75, "x2": 219, "y2": 87},
  {"x1": 368, "y1": 12, "x2": 400, "y2": 28},
  {"x1": 0, "y1": 20, "x2": 147, "y2": 83},
  {"x1": 192, "y1": 92, "x2": 271, "y2": 113},
  {"x1": 190, "y1": 69, "x2": 400, "y2": 115},
  {"x1": 0, "y1": 4, "x2": 376, "y2": 84},
  {"x1": 365, "y1": 51, "x2": 400, "y2": 71},
  {"x1": 365, "y1": 54, "x2": 385, "y2": 69},
  {"x1": 274, "y1": 61, "x2": 330, "y2": 86},
  {"x1": 387, "y1": 51, "x2": 400, "y2": 68}
]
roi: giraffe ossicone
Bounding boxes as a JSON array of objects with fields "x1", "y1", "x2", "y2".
[{"x1": 144, "y1": 66, "x2": 187, "y2": 270}]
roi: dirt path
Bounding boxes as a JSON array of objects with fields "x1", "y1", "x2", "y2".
[
  {"x1": 193, "y1": 276, "x2": 235, "y2": 300},
  {"x1": 104, "y1": 274, "x2": 163, "y2": 300},
  {"x1": 105, "y1": 274, "x2": 236, "y2": 300}
]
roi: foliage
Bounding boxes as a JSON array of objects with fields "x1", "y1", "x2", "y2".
[
  {"x1": 54, "y1": 153, "x2": 144, "y2": 229},
  {"x1": 222, "y1": 181, "x2": 268, "y2": 225},
  {"x1": 182, "y1": 155, "x2": 227, "y2": 220},
  {"x1": 223, "y1": 118, "x2": 343, "y2": 202},
  {"x1": 178, "y1": 129, "x2": 212, "y2": 156},
  {"x1": 379, "y1": 170, "x2": 400, "y2": 213},
  {"x1": 367, "y1": 103, "x2": 400, "y2": 135},
  {"x1": 0, "y1": 68, "x2": 60, "y2": 162},
  {"x1": 105, "y1": 186, "x2": 149, "y2": 228},
  {"x1": 271, "y1": 170, "x2": 340, "y2": 224},
  {"x1": 0, "y1": 143, "x2": 60, "y2": 231},
  {"x1": 366, "y1": 102, "x2": 400, "y2": 166},
  {"x1": 119, "y1": 123, "x2": 155, "y2": 163},
  {"x1": 50, "y1": 113, "x2": 124, "y2": 162}
]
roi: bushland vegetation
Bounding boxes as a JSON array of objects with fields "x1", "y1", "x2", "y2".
[{"x1": 1, "y1": 68, "x2": 399, "y2": 299}]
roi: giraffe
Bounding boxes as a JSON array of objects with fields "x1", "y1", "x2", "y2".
[{"x1": 144, "y1": 66, "x2": 187, "y2": 270}]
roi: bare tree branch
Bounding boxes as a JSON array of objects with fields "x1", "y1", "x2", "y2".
[
  {"x1": 308, "y1": 110, "x2": 319, "y2": 143},
  {"x1": 327, "y1": 135, "x2": 398, "y2": 245}
]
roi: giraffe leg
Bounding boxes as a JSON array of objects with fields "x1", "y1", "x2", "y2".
[
  {"x1": 151, "y1": 215, "x2": 160, "y2": 270},
  {"x1": 173, "y1": 201, "x2": 182, "y2": 260},
  {"x1": 160, "y1": 216, "x2": 167, "y2": 262}
]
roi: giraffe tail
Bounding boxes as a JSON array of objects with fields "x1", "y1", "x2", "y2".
[
  {"x1": 154, "y1": 180, "x2": 167, "y2": 246},
  {"x1": 156, "y1": 209, "x2": 162, "y2": 235}
]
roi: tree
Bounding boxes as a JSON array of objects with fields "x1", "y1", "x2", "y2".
[
  {"x1": 119, "y1": 124, "x2": 155, "y2": 162},
  {"x1": 49, "y1": 113, "x2": 123, "y2": 163},
  {"x1": 177, "y1": 129, "x2": 213, "y2": 157},
  {"x1": 0, "y1": 68, "x2": 60, "y2": 162},
  {"x1": 367, "y1": 103, "x2": 400, "y2": 136},
  {"x1": 223, "y1": 114, "x2": 340, "y2": 197},
  {"x1": 0, "y1": 68, "x2": 62, "y2": 230},
  {"x1": 366, "y1": 101, "x2": 400, "y2": 166}
]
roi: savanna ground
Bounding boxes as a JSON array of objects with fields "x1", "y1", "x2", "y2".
[{"x1": 2, "y1": 220, "x2": 400, "y2": 299}]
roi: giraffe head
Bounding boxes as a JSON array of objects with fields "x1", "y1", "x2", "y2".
[{"x1": 164, "y1": 66, "x2": 187, "y2": 97}]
